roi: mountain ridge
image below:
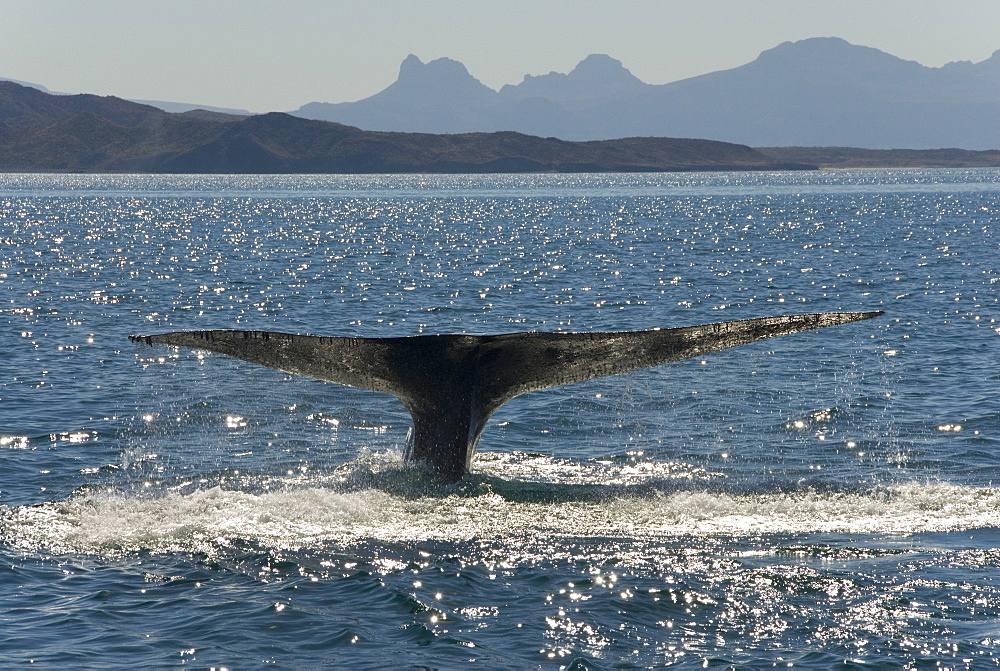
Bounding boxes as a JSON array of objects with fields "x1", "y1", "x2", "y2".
[
  {"x1": 0, "y1": 77, "x2": 253, "y2": 116},
  {"x1": 292, "y1": 38, "x2": 999, "y2": 149},
  {"x1": 0, "y1": 80, "x2": 813, "y2": 173}
]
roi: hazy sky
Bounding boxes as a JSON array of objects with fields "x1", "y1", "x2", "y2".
[{"x1": 3, "y1": 0, "x2": 998, "y2": 112}]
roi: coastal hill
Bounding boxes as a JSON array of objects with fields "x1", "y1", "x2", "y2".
[
  {"x1": 758, "y1": 146, "x2": 1000, "y2": 169},
  {"x1": 0, "y1": 81, "x2": 812, "y2": 173},
  {"x1": 293, "y1": 38, "x2": 1000, "y2": 150},
  {"x1": 0, "y1": 77, "x2": 253, "y2": 116}
]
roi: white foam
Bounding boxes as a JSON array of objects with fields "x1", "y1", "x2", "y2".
[
  {"x1": 608, "y1": 483, "x2": 1000, "y2": 535},
  {"x1": 4, "y1": 468, "x2": 1000, "y2": 558},
  {"x1": 0, "y1": 485, "x2": 402, "y2": 555}
]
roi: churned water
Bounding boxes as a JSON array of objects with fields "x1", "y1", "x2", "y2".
[{"x1": 1, "y1": 170, "x2": 998, "y2": 668}]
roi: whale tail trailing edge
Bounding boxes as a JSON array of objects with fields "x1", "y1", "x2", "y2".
[{"x1": 131, "y1": 311, "x2": 882, "y2": 481}]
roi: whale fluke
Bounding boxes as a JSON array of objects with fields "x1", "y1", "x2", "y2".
[{"x1": 131, "y1": 311, "x2": 882, "y2": 481}]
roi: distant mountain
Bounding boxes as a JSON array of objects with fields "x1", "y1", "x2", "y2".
[
  {"x1": 0, "y1": 78, "x2": 60, "y2": 94},
  {"x1": 496, "y1": 54, "x2": 649, "y2": 111},
  {"x1": 291, "y1": 38, "x2": 1000, "y2": 149},
  {"x1": 0, "y1": 77, "x2": 252, "y2": 116},
  {"x1": 294, "y1": 55, "x2": 498, "y2": 135},
  {"x1": 758, "y1": 146, "x2": 1000, "y2": 169},
  {"x1": 126, "y1": 99, "x2": 252, "y2": 116},
  {"x1": 0, "y1": 80, "x2": 812, "y2": 173}
]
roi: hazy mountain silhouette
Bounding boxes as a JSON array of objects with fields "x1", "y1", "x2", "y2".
[
  {"x1": 0, "y1": 80, "x2": 812, "y2": 173},
  {"x1": 294, "y1": 55, "x2": 498, "y2": 134},
  {"x1": 292, "y1": 38, "x2": 1000, "y2": 149},
  {"x1": 497, "y1": 54, "x2": 649, "y2": 110},
  {"x1": 0, "y1": 77, "x2": 251, "y2": 116}
]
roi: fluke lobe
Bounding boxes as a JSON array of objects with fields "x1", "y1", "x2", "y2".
[{"x1": 131, "y1": 311, "x2": 882, "y2": 482}]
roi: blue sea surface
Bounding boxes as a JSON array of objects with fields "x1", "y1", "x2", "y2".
[{"x1": 1, "y1": 170, "x2": 999, "y2": 668}]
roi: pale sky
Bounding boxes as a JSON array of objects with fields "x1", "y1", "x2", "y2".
[{"x1": 2, "y1": 0, "x2": 998, "y2": 113}]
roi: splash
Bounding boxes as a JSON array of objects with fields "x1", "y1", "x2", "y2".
[{"x1": 3, "y1": 452, "x2": 999, "y2": 558}]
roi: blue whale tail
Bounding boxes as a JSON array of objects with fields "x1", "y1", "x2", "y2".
[{"x1": 131, "y1": 311, "x2": 882, "y2": 481}]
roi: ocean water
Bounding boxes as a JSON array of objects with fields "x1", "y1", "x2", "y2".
[{"x1": 1, "y1": 170, "x2": 998, "y2": 668}]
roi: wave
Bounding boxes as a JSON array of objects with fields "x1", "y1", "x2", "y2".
[{"x1": 2, "y1": 451, "x2": 999, "y2": 557}]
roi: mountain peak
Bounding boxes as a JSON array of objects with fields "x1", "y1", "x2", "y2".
[
  {"x1": 399, "y1": 53, "x2": 423, "y2": 75},
  {"x1": 570, "y1": 54, "x2": 631, "y2": 77},
  {"x1": 755, "y1": 37, "x2": 913, "y2": 70},
  {"x1": 398, "y1": 54, "x2": 476, "y2": 82},
  {"x1": 369, "y1": 54, "x2": 495, "y2": 107},
  {"x1": 499, "y1": 53, "x2": 647, "y2": 109}
]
